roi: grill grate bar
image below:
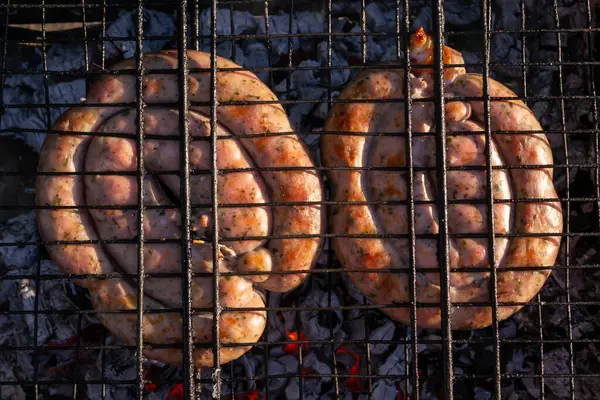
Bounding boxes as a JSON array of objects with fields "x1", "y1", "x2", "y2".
[
  {"x1": 325, "y1": 1, "x2": 341, "y2": 398},
  {"x1": 402, "y1": 0, "x2": 419, "y2": 398},
  {"x1": 208, "y1": 0, "x2": 222, "y2": 396},
  {"x1": 431, "y1": 1, "x2": 454, "y2": 398},
  {"x1": 552, "y1": 0, "x2": 576, "y2": 398},
  {"x1": 480, "y1": 0, "x2": 502, "y2": 398},
  {"x1": 134, "y1": 1, "x2": 147, "y2": 399},
  {"x1": 32, "y1": 2, "x2": 52, "y2": 398},
  {"x1": 176, "y1": 0, "x2": 197, "y2": 397},
  {"x1": 1, "y1": 1, "x2": 595, "y2": 398}
]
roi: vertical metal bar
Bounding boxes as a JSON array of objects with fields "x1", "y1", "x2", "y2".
[
  {"x1": 101, "y1": 329, "x2": 108, "y2": 400},
  {"x1": 99, "y1": 3, "x2": 108, "y2": 399},
  {"x1": 480, "y1": 1, "x2": 501, "y2": 398},
  {"x1": 402, "y1": 2, "x2": 418, "y2": 398},
  {"x1": 134, "y1": 1, "x2": 146, "y2": 399},
  {"x1": 362, "y1": 296, "x2": 373, "y2": 397},
  {"x1": 397, "y1": 5, "x2": 411, "y2": 397},
  {"x1": 178, "y1": 0, "x2": 195, "y2": 398},
  {"x1": 81, "y1": 0, "x2": 89, "y2": 73},
  {"x1": 585, "y1": 12, "x2": 600, "y2": 382},
  {"x1": 71, "y1": 313, "x2": 83, "y2": 399},
  {"x1": 358, "y1": 0, "x2": 372, "y2": 389},
  {"x1": 208, "y1": 0, "x2": 222, "y2": 397},
  {"x1": 286, "y1": 0, "x2": 294, "y2": 106},
  {"x1": 33, "y1": 1, "x2": 51, "y2": 397},
  {"x1": 230, "y1": 3, "x2": 236, "y2": 61},
  {"x1": 552, "y1": 1, "x2": 575, "y2": 398},
  {"x1": 191, "y1": 0, "x2": 200, "y2": 51},
  {"x1": 100, "y1": 0, "x2": 107, "y2": 71},
  {"x1": 360, "y1": 0, "x2": 366, "y2": 64},
  {"x1": 263, "y1": 1, "x2": 274, "y2": 88},
  {"x1": 430, "y1": 1, "x2": 453, "y2": 398},
  {"x1": 326, "y1": 1, "x2": 340, "y2": 398},
  {"x1": 520, "y1": 2, "x2": 546, "y2": 397},
  {"x1": 0, "y1": 0, "x2": 10, "y2": 141}
]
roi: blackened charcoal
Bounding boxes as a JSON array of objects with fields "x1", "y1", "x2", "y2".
[
  {"x1": 444, "y1": 0, "x2": 481, "y2": 27},
  {"x1": 368, "y1": 321, "x2": 395, "y2": 356},
  {"x1": 2, "y1": 0, "x2": 597, "y2": 398},
  {"x1": 104, "y1": 9, "x2": 175, "y2": 60}
]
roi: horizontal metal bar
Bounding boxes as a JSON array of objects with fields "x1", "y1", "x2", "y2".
[
  {"x1": 4, "y1": 336, "x2": 600, "y2": 353},
  {"x1": 2, "y1": 261, "x2": 598, "y2": 282},
  {"x1": 3, "y1": 298, "x2": 600, "y2": 319}
]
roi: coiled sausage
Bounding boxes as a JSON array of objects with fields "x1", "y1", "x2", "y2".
[
  {"x1": 36, "y1": 51, "x2": 325, "y2": 366},
  {"x1": 322, "y1": 28, "x2": 563, "y2": 329}
]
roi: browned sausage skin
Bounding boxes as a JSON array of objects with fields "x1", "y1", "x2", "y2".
[
  {"x1": 36, "y1": 51, "x2": 325, "y2": 366},
  {"x1": 322, "y1": 27, "x2": 563, "y2": 330}
]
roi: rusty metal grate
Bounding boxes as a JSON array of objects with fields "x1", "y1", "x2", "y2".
[{"x1": 0, "y1": 0, "x2": 598, "y2": 399}]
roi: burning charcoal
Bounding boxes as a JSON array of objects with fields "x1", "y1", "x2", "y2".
[
  {"x1": 0, "y1": 213, "x2": 38, "y2": 269},
  {"x1": 0, "y1": 365, "x2": 26, "y2": 400},
  {"x1": 297, "y1": 289, "x2": 343, "y2": 341},
  {"x1": 274, "y1": 59, "x2": 320, "y2": 92},
  {"x1": 474, "y1": 386, "x2": 493, "y2": 400},
  {"x1": 216, "y1": 42, "x2": 246, "y2": 66},
  {"x1": 331, "y1": 0, "x2": 361, "y2": 14},
  {"x1": 412, "y1": 7, "x2": 432, "y2": 32},
  {"x1": 47, "y1": 43, "x2": 87, "y2": 72},
  {"x1": 342, "y1": 273, "x2": 369, "y2": 305},
  {"x1": 491, "y1": 34, "x2": 524, "y2": 78},
  {"x1": 572, "y1": 321, "x2": 595, "y2": 340},
  {"x1": 361, "y1": 379, "x2": 398, "y2": 400},
  {"x1": 543, "y1": 347, "x2": 571, "y2": 398},
  {"x1": 199, "y1": 8, "x2": 257, "y2": 37},
  {"x1": 444, "y1": 0, "x2": 481, "y2": 27},
  {"x1": 317, "y1": 42, "x2": 351, "y2": 89},
  {"x1": 365, "y1": 2, "x2": 399, "y2": 34},
  {"x1": 377, "y1": 344, "x2": 407, "y2": 378},
  {"x1": 289, "y1": 86, "x2": 328, "y2": 129},
  {"x1": 244, "y1": 42, "x2": 271, "y2": 82},
  {"x1": 380, "y1": 43, "x2": 403, "y2": 62},
  {"x1": 303, "y1": 351, "x2": 332, "y2": 383},
  {"x1": 2, "y1": 75, "x2": 85, "y2": 152},
  {"x1": 495, "y1": 0, "x2": 522, "y2": 30},
  {"x1": 499, "y1": 319, "x2": 518, "y2": 339},
  {"x1": 257, "y1": 13, "x2": 299, "y2": 62},
  {"x1": 266, "y1": 355, "x2": 295, "y2": 393},
  {"x1": 104, "y1": 9, "x2": 175, "y2": 60},
  {"x1": 296, "y1": 11, "x2": 326, "y2": 52},
  {"x1": 368, "y1": 321, "x2": 395, "y2": 356},
  {"x1": 283, "y1": 352, "x2": 332, "y2": 399}
]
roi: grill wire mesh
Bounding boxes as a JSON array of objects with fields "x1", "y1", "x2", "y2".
[{"x1": 0, "y1": 0, "x2": 598, "y2": 399}]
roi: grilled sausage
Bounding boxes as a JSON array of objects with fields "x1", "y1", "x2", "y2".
[
  {"x1": 36, "y1": 50, "x2": 325, "y2": 366},
  {"x1": 322, "y1": 27, "x2": 563, "y2": 329}
]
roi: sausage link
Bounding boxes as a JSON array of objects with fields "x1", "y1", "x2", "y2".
[
  {"x1": 322, "y1": 28, "x2": 562, "y2": 329},
  {"x1": 36, "y1": 51, "x2": 324, "y2": 366}
]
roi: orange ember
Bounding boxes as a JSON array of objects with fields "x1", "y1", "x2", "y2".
[
  {"x1": 336, "y1": 346, "x2": 362, "y2": 392},
  {"x1": 233, "y1": 389, "x2": 262, "y2": 400},
  {"x1": 283, "y1": 330, "x2": 309, "y2": 355},
  {"x1": 164, "y1": 383, "x2": 184, "y2": 400}
]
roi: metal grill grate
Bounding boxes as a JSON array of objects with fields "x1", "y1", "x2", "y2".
[{"x1": 0, "y1": 0, "x2": 598, "y2": 399}]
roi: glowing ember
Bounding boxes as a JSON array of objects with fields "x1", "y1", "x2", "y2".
[
  {"x1": 301, "y1": 367, "x2": 317, "y2": 380},
  {"x1": 283, "y1": 330, "x2": 309, "y2": 356},
  {"x1": 143, "y1": 367, "x2": 159, "y2": 393},
  {"x1": 336, "y1": 346, "x2": 362, "y2": 393},
  {"x1": 164, "y1": 383, "x2": 184, "y2": 400},
  {"x1": 233, "y1": 389, "x2": 262, "y2": 400}
]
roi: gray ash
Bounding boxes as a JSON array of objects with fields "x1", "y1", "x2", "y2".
[{"x1": 1, "y1": 0, "x2": 599, "y2": 399}]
